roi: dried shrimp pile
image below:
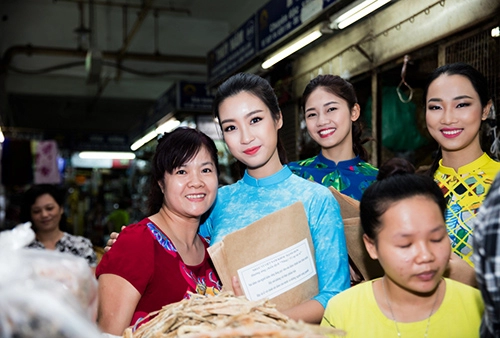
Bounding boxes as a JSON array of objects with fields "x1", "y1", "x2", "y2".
[{"x1": 123, "y1": 292, "x2": 344, "y2": 338}]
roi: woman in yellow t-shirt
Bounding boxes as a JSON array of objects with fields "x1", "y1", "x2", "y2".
[
  {"x1": 321, "y1": 171, "x2": 484, "y2": 337},
  {"x1": 424, "y1": 63, "x2": 500, "y2": 269}
]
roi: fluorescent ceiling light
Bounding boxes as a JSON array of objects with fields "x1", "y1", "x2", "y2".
[
  {"x1": 130, "y1": 130, "x2": 158, "y2": 151},
  {"x1": 156, "y1": 118, "x2": 181, "y2": 134},
  {"x1": 130, "y1": 118, "x2": 181, "y2": 151},
  {"x1": 331, "y1": 0, "x2": 391, "y2": 30},
  {"x1": 262, "y1": 30, "x2": 323, "y2": 69},
  {"x1": 492, "y1": 26, "x2": 500, "y2": 38},
  {"x1": 78, "y1": 151, "x2": 136, "y2": 160}
]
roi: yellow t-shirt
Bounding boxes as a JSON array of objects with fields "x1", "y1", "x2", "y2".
[
  {"x1": 434, "y1": 153, "x2": 500, "y2": 266},
  {"x1": 321, "y1": 278, "x2": 484, "y2": 338}
]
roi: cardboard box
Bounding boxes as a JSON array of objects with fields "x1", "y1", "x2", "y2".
[{"x1": 329, "y1": 187, "x2": 384, "y2": 281}]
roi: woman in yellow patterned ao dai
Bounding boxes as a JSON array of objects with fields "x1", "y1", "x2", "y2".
[{"x1": 424, "y1": 63, "x2": 500, "y2": 268}]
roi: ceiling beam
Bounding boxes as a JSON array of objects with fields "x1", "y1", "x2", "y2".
[
  {"x1": 2, "y1": 45, "x2": 207, "y2": 65},
  {"x1": 53, "y1": 0, "x2": 191, "y2": 15}
]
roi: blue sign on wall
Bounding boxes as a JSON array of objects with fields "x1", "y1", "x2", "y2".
[
  {"x1": 178, "y1": 81, "x2": 214, "y2": 111},
  {"x1": 154, "y1": 81, "x2": 214, "y2": 114},
  {"x1": 258, "y1": 0, "x2": 337, "y2": 51},
  {"x1": 206, "y1": 0, "x2": 339, "y2": 86},
  {"x1": 207, "y1": 16, "x2": 257, "y2": 85}
]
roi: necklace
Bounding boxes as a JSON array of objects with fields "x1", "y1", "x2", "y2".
[{"x1": 381, "y1": 277, "x2": 440, "y2": 338}]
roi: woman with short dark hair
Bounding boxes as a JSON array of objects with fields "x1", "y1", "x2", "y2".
[{"x1": 21, "y1": 183, "x2": 97, "y2": 267}]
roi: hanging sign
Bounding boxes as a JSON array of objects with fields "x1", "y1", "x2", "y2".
[
  {"x1": 206, "y1": 0, "x2": 339, "y2": 87},
  {"x1": 207, "y1": 16, "x2": 257, "y2": 85},
  {"x1": 70, "y1": 134, "x2": 130, "y2": 152},
  {"x1": 178, "y1": 81, "x2": 214, "y2": 111},
  {"x1": 258, "y1": 0, "x2": 337, "y2": 51},
  {"x1": 151, "y1": 80, "x2": 213, "y2": 121}
]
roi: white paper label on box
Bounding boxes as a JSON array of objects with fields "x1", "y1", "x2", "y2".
[{"x1": 237, "y1": 238, "x2": 317, "y2": 301}]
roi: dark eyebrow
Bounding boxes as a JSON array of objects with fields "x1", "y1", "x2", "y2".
[
  {"x1": 180, "y1": 161, "x2": 214, "y2": 167},
  {"x1": 430, "y1": 224, "x2": 446, "y2": 233},
  {"x1": 323, "y1": 101, "x2": 339, "y2": 107},
  {"x1": 245, "y1": 109, "x2": 263, "y2": 119},
  {"x1": 395, "y1": 224, "x2": 445, "y2": 238},
  {"x1": 427, "y1": 98, "x2": 442, "y2": 104},
  {"x1": 427, "y1": 95, "x2": 474, "y2": 104},
  {"x1": 305, "y1": 101, "x2": 339, "y2": 113},
  {"x1": 453, "y1": 95, "x2": 473, "y2": 100},
  {"x1": 219, "y1": 117, "x2": 234, "y2": 125},
  {"x1": 220, "y1": 109, "x2": 263, "y2": 125}
]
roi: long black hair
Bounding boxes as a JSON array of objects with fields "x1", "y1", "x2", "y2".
[
  {"x1": 213, "y1": 73, "x2": 288, "y2": 176},
  {"x1": 302, "y1": 74, "x2": 371, "y2": 161},
  {"x1": 424, "y1": 62, "x2": 492, "y2": 176}
]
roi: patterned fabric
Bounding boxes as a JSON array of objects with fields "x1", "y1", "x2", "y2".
[
  {"x1": 28, "y1": 232, "x2": 97, "y2": 267},
  {"x1": 96, "y1": 218, "x2": 221, "y2": 327},
  {"x1": 473, "y1": 173, "x2": 500, "y2": 338},
  {"x1": 147, "y1": 222, "x2": 177, "y2": 252},
  {"x1": 287, "y1": 153, "x2": 378, "y2": 201},
  {"x1": 433, "y1": 153, "x2": 500, "y2": 266},
  {"x1": 321, "y1": 278, "x2": 484, "y2": 338},
  {"x1": 145, "y1": 222, "x2": 221, "y2": 298},
  {"x1": 199, "y1": 165, "x2": 350, "y2": 308}
]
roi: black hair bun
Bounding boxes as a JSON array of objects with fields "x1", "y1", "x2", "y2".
[{"x1": 377, "y1": 157, "x2": 416, "y2": 180}]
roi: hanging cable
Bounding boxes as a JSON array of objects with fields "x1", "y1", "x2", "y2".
[{"x1": 396, "y1": 54, "x2": 413, "y2": 103}]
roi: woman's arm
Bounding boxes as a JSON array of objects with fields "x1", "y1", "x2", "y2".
[
  {"x1": 231, "y1": 277, "x2": 324, "y2": 323},
  {"x1": 282, "y1": 299, "x2": 324, "y2": 324},
  {"x1": 97, "y1": 274, "x2": 141, "y2": 335},
  {"x1": 444, "y1": 252, "x2": 477, "y2": 287},
  {"x1": 308, "y1": 190, "x2": 350, "y2": 316},
  {"x1": 230, "y1": 190, "x2": 350, "y2": 324}
]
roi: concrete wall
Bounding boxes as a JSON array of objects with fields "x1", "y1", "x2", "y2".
[{"x1": 293, "y1": 0, "x2": 500, "y2": 96}]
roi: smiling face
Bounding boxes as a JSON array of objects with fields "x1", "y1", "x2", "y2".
[
  {"x1": 304, "y1": 87, "x2": 360, "y2": 160},
  {"x1": 30, "y1": 193, "x2": 64, "y2": 233},
  {"x1": 364, "y1": 195, "x2": 450, "y2": 295},
  {"x1": 218, "y1": 91, "x2": 283, "y2": 178},
  {"x1": 425, "y1": 74, "x2": 490, "y2": 159},
  {"x1": 161, "y1": 146, "x2": 218, "y2": 219}
]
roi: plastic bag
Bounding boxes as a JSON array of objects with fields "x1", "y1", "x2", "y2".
[
  {"x1": 0, "y1": 223, "x2": 102, "y2": 338},
  {"x1": 0, "y1": 283, "x2": 102, "y2": 338},
  {"x1": 0, "y1": 221, "x2": 35, "y2": 250}
]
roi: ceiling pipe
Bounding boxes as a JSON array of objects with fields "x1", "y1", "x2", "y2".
[
  {"x1": 73, "y1": 1, "x2": 90, "y2": 50},
  {"x1": 88, "y1": 0, "x2": 96, "y2": 49},
  {"x1": 114, "y1": 0, "x2": 153, "y2": 81},
  {"x1": 122, "y1": 6, "x2": 128, "y2": 45},
  {"x1": 2, "y1": 45, "x2": 207, "y2": 66},
  {"x1": 53, "y1": 0, "x2": 191, "y2": 15}
]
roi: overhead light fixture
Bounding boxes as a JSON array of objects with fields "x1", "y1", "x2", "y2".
[
  {"x1": 0, "y1": 127, "x2": 4, "y2": 143},
  {"x1": 156, "y1": 118, "x2": 181, "y2": 134},
  {"x1": 262, "y1": 29, "x2": 324, "y2": 69},
  {"x1": 492, "y1": 26, "x2": 500, "y2": 38},
  {"x1": 78, "y1": 151, "x2": 136, "y2": 160},
  {"x1": 130, "y1": 130, "x2": 157, "y2": 152},
  {"x1": 130, "y1": 118, "x2": 181, "y2": 151},
  {"x1": 330, "y1": 0, "x2": 391, "y2": 30}
]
